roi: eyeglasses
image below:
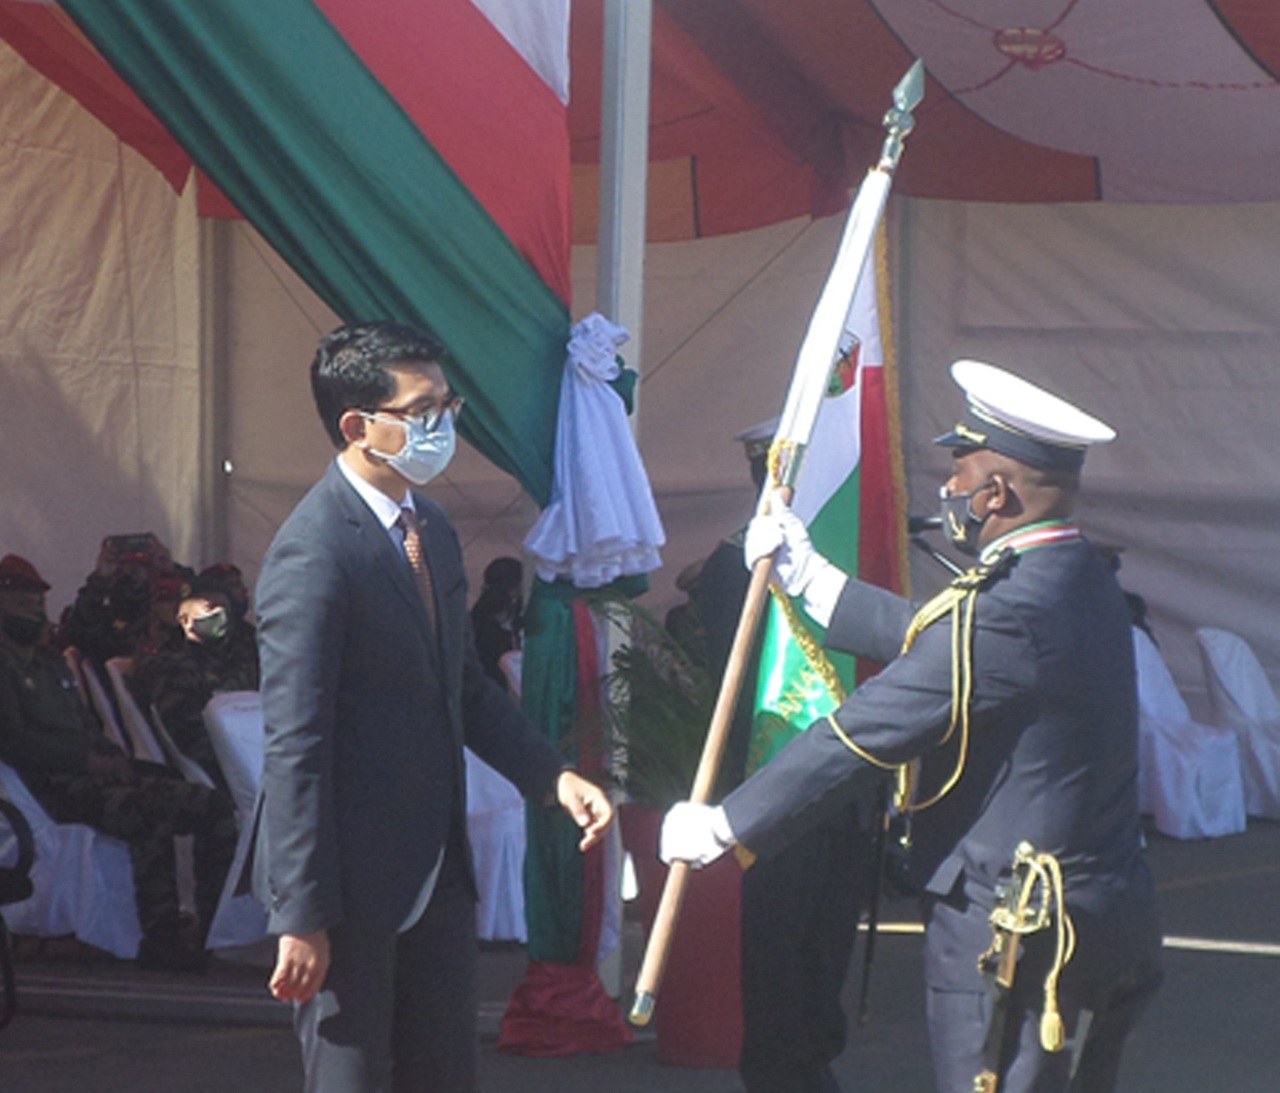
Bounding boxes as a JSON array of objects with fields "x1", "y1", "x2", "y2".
[{"x1": 364, "y1": 394, "x2": 464, "y2": 435}]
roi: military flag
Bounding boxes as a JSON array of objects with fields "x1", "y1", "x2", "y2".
[{"x1": 749, "y1": 228, "x2": 906, "y2": 774}]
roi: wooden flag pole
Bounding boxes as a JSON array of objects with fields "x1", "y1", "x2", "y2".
[
  {"x1": 629, "y1": 533, "x2": 778, "y2": 1026},
  {"x1": 628, "y1": 60, "x2": 925, "y2": 1028}
]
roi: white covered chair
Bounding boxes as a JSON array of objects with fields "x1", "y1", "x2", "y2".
[
  {"x1": 464, "y1": 748, "x2": 527, "y2": 942},
  {"x1": 1134, "y1": 628, "x2": 1246, "y2": 839},
  {"x1": 200, "y1": 691, "x2": 269, "y2": 950},
  {"x1": 200, "y1": 691, "x2": 534, "y2": 943},
  {"x1": 0, "y1": 760, "x2": 141, "y2": 958},
  {"x1": 63, "y1": 648, "x2": 130, "y2": 755},
  {"x1": 104, "y1": 657, "x2": 187, "y2": 769},
  {"x1": 1196, "y1": 627, "x2": 1280, "y2": 819}
]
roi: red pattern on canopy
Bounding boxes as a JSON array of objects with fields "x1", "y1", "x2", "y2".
[{"x1": 3, "y1": 0, "x2": 1279, "y2": 247}]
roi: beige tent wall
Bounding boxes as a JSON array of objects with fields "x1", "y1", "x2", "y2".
[
  {"x1": 896, "y1": 198, "x2": 1280, "y2": 715},
  {"x1": 8, "y1": 41, "x2": 1280, "y2": 711},
  {"x1": 0, "y1": 43, "x2": 201, "y2": 617}
]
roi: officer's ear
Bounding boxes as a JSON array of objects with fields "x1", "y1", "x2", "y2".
[{"x1": 986, "y1": 473, "x2": 1013, "y2": 516}]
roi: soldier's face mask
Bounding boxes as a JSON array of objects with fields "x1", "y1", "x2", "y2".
[
  {"x1": 1, "y1": 612, "x2": 46, "y2": 647},
  {"x1": 189, "y1": 607, "x2": 229, "y2": 644},
  {"x1": 939, "y1": 480, "x2": 997, "y2": 556}
]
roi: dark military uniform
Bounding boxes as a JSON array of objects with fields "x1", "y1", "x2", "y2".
[
  {"x1": 131, "y1": 623, "x2": 260, "y2": 791},
  {"x1": 0, "y1": 643, "x2": 237, "y2": 953},
  {"x1": 722, "y1": 527, "x2": 1162, "y2": 1093}
]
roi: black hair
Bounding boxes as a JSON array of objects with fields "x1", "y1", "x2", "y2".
[
  {"x1": 182, "y1": 572, "x2": 231, "y2": 604},
  {"x1": 311, "y1": 322, "x2": 446, "y2": 448},
  {"x1": 481, "y1": 556, "x2": 523, "y2": 595}
]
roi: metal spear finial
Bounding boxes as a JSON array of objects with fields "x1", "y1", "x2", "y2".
[{"x1": 879, "y1": 59, "x2": 926, "y2": 171}]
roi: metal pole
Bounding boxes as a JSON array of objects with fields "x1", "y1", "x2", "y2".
[
  {"x1": 596, "y1": 0, "x2": 654, "y2": 999},
  {"x1": 597, "y1": 0, "x2": 652, "y2": 395}
]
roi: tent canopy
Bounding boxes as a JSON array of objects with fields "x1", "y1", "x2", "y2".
[{"x1": 8, "y1": 1, "x2": 1280, "y2": 252}]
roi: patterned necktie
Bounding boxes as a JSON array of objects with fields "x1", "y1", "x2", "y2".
[{"x1": 399, "y1": 505, "x2": 438, "y2": 638}]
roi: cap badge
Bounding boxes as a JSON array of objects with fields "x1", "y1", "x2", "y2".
[{"x1": 951, "y1": 422, "x2": 988, "y2": 446}]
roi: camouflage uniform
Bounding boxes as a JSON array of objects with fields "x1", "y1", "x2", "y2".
[
  {"x1": 130, "y1": 622, "x2": 260, "y2": 793},
  {"x1": 0, "y1": 644, "x2": 237, "y2": 946}
]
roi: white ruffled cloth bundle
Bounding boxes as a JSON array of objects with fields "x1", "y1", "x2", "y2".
[{"x1": 524, "y1": 313, "x2": 664, "y2": 587}]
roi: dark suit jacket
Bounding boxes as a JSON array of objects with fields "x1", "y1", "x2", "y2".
[
  {"x1": 251, "y1": 461, "x2": 565, "y2": 938},
  {"x1": 722, "y1": 535, "x2": 1160, "y2": 992}
]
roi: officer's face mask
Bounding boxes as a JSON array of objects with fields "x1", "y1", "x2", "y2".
[
  {"x1": 189, "y1": 607, "x2": 229, "y2": 644},
  {"x1": 1, "y1": 612, "x2": 46, "y2": 647},
  {"x1": 939, "y1": 480, "x2": 997, "y2": 557},
  {"x1": 361, "y1": 408, "x2": 457, "y2": 486}
]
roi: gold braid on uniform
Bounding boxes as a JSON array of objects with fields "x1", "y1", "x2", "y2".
[{"x1": 891, "y1": 556, "x2": 1008, "y2": 813}]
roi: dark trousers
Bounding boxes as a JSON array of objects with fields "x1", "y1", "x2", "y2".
[
  {"x1": 36, "y1": 761, "x2": 237, "y2": 940},
  {"x1": 294, "y1": 864, "x2": 478, "y2": 1093},
  {"x1": 739, "y1": 801, "x2": 867, "y2": 1093}
]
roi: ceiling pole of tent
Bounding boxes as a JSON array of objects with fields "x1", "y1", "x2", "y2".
[
  {"x1": 197, "y1": 217, "x2": 232, "y2": 568},
  {"x1": 596, "y1": 0, "x2": 652, "y2": 402}
]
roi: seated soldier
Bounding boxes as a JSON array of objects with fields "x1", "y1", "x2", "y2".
[
  {"x1": 197, "y1": 562, "x2": 254, "y2": 625},
  {"x1": 0, "y1": 554, "x2": 237, "y2": 972},
  {"x1": 59, "y1": 534, "x2": 191, "y2": 663},
  {"x1": 131, "y1": 571, "x2": 260, "y2": 791}
]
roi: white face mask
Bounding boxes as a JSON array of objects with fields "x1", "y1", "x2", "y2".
[{"x1": 362, "y1": 409, "x2": 457, "y2": 485}]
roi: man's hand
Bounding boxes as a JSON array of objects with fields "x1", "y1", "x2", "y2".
[
  {"x1": 556, "y1": 770, "x2": 614, "y2": 852},
  {"x1": 660, "y1": 801, "x2": 736, "y2": 868},
  {"x1": 269, "y1": 930, "x2": 331, "y2": 1004}
]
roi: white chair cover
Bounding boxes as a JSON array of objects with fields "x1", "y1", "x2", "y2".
[
  {"x1": 200, "y1": 692, "x2": 532, "y2": 943},
  {"x1": 499, "y1": 649, "x2": 523, "y2": 698},
  {"x1": 148, "y1": 705, "x2": 218, "y2": 790},
  {"x1": 1196, "y1": 627, "x2": 1280, "y2": 819},
  {"x1": 65, "y1": 649, "x2": 130, "y2": 755},
  {"x1": 0, "y1": 760, "x2": 141, "y2": 958},
  {"x1": 201, "y1": 691, "x2": 269, "y2": 949},
  {"x1": 1134, "y1": 628, "x2": 1246, "y2": 839},
  {"x1": 465, "y1": 748, "x2": 527, "y2": 942},
  {"x1": 108, "y1": 657, "x2": 219, "y2": 922},
  {"x1": 104, "y1": 657, "x2": 179, "y2": 768}
]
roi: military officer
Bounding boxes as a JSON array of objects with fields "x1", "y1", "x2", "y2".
[{"x1": 661, "y1": 360, "x2": 1162, "y2": 1093}]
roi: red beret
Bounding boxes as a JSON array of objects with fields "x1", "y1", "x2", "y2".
[{"x1": 0, "y1": 554, "x2": 50, "y2": 592}]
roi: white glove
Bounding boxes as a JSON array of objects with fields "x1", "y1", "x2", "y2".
[
  {"x1": 659, "y1": 802, "x2": 736, "y2": 868},
  {"x1": 744, "y1": 496, "x2": 847, "y2": 627}
]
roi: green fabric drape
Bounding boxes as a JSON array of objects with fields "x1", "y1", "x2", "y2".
[
  {"x1": 520, "y1": 581, "x2": 585, "y2": 963},
  {"x1": 58, "y1": 0, "x2": 565, "y2": 503},
  {"x1": 521, "y1": 575, "x2": 648, "y2": 962}
]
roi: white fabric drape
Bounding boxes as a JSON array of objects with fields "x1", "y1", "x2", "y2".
[{"x1": 524, "y1": 313, "x2": 665, "y2": 587}]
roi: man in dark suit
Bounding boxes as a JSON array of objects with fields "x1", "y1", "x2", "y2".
[
  {"x1": 661, "y1": 361, "x2": 1162, "y2": 1093},
  {"x1": 252, "y1": 322, "x2": 612, "y2": 1093}
]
